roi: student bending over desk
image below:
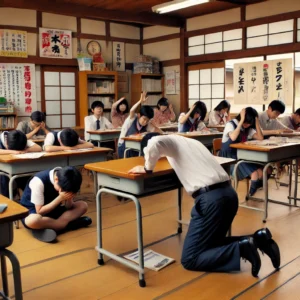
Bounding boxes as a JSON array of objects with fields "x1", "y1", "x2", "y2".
[
  {"x1": 129, "y1": 134, "x2": 280, "y2": 277},
  {"x1": 117, "y1": 91, "x2": 162, "y2": 158},
  {"x1": 0, "y1": 130, "x2": 42, "y2": 197},
  {"x1": 280, "y1": 108, "x2": 300, "y2": 131},
  {"x1": 44, "y1": 128, "x2": 94, "y2": 152}
]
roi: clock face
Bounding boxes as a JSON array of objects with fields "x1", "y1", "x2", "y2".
[{"x1": 87, "y1": 41, "x2": 101, "y2": 56}]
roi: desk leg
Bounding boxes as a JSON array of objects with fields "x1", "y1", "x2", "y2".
[
  {"x1": 177, "y1": 187, "x2": 183, "y2": 234},
  {"x1": 96, "y1": 188, "x2": 103, "y2": 265},
  {"x1": 92, "y1": 171, "x2": 98, "y2": 196},
  {"x1": 1, "y1": 254, "x2": 9, "y2": 297},
  {"x1": 294, "y1": 159, "x2": 298, "y2": 206},
  {"x1": 288, "y1": 160, "x2": 293, "y2": 205},
  {"x1": 263, "y1": 163, "x2": 272, "y2": 223}
]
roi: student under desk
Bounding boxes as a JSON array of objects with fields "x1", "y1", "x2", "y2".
[
  {"x1": 230, "y1": 141, "x2": 300, "y2": 221},
  {"x1": 0, "y1": 195, "x2": 28, "y2": 300},
  {"x1": 84, "y1": 156, "x2": 236, "y2": 288}
]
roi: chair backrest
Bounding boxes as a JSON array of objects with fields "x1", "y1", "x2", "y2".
[{"x1": 213, "y1": 138, "x2": 222, "y2": 156}]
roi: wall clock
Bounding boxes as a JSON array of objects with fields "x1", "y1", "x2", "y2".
[{"x1": 87, "y1": 40, "x2": 101, "y2": 56}]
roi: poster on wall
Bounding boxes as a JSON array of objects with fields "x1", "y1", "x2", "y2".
[
  {"x1": 39, "y1": 28, "x2": 72, "y2": 59},
  {"x1": 0, "y1": 63, "x2": 36, "y2": 116},
  {"x1": 0, "y1": 29, "x2": 27, "y2": 58},
  {"x1": 166, "y1": 71, "x2": 176, "y2": 94},
  {"x1": 112, "y1": 42, "x2": 125, "y2": 71},
  {"x1": 233, "y1": 58, "x2": 293, "y2": 105}
]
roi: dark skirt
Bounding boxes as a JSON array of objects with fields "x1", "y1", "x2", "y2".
[{"x1": 235, "y1": 162, "x2": 262, "y2": 180}]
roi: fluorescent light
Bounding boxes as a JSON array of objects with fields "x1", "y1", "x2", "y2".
[{"x1": 152, "y1": 0, "x2": 210, "y2": 14}]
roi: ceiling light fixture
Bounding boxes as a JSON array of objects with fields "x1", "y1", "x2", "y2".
[{"x1": 152, "y1": 0, "x2": 210, "y2": 14}]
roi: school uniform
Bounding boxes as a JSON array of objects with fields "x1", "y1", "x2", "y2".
[
  {"x1": 258, "y1": 111, "x2": 290, "y2": 131},
  {"x1": 219, "y1": 120, "x2": 261, "y2": 180},
  {"x1": 280, "y1": 115, "x2": 299, "y2": 130},
  {"x1": 117, "y1": 115, "x2": 155, "y2": 158},
  {"x1": 43, "y1": 131, "x2": 85, "y2": 149},
  {"x1": 111, "y1": 107, "x2": 129, "y2": 128},
  {"x1": 84, "y1": 115, "x2": 113, "y2": 141},
  {"x1": 16, "y1": 120, "x2": 50, "y2": 136},
  {"x1": 208, "y1": 110, "x2": 229, "y2": 126},
  {"x1": 144, "y1": 135, "x2": 240, "y2": 272},
  {"x1": 178, "y1": 113, "x2": 206, "y2": 132},
  {"x1": 0, "y1": 131, "x2": 37, "y2": 197},
  {"x1": 20, "y1": 167, "x2": 67, "y2": 227},
  {"x1": 152, "y1": 108, "x2": 176, "y2": 126}
]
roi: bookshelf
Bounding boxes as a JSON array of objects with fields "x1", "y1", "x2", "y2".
[
  {"x1": 78, "y1": 71, "x2": 118, "y2": 127},
  {"x1": 131, "y1": 73, "x2": 164, "y2": 107},
  {"x1": 0, "y1": 109, "x2": 17, "y2": 132}
]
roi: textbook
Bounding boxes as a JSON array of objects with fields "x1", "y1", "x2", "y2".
[{"x1": 124, "y1": 249, "x2": 175, "y2": 271}]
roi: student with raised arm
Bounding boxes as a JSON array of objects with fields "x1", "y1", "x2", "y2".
[
  {"x1": 152, "y1": 97, "x2": 176, "y2": 126},
  {"x1": 117, "y1": 91, "x2": 163, "y2": 158},
  {"x1": 128, "y1": 134, "x2": 280, "y2": 278},
  {"x1": 44, "y1": 128, "x2": 94, "y2": 152},
  {"x1": 258, "y1": 100, "x2": 293, "y2": 135},
  {"x1": 111, "y1": 97, "x2": 130, "y2": 128},
  {"x1": 178, "y1": 101, "x2": 208, "y2": 132}
]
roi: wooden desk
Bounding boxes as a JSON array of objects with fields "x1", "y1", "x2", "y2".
[
  {"x1": 122, "y1": 135, "x2": 144, "y2": 157},
  {"x1": 230, "y1": 142, "x2": 300, "y2": 221},
  {"x1": 159, "y1": 123, "x2": 178, "y2": 132},
  {"x1": 85, "y1": 156, "x2": 236, "y2": 288},
  {"x1": 177, "y1": 132, "x2": 223, "y2": 147},
  {"x1": 0, "y1": 195, "x2": 28, "y2": 300},
  {"x1": 87, "y1": 129, "x2": 121, "y2": 147},
  {"x1": 207, "y1": 125, "x2": 225, "y2": 132}
]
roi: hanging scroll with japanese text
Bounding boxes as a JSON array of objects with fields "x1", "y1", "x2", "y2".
[
  {"x1": 113, "y1": 42, "x2": 125, "y2": 71},
  {"x1": 0, "y1": 29, "x2": 27, "y2": 58},
  {"x1": 233, "y1": 58, "x2": 293, "y2": 105},
  {"x1": 0, "y1": 64, "x2": 36, "y2": 116}
]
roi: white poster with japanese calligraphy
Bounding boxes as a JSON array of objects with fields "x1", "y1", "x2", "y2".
[
  {"x1": 166, "y1": 71, "x2": 176, "y2": 94},
  {"x1": 0, "y1": 29, "x2": 27, "y2": 58},
  {"x1": 0, "y1": 64, "x2": 36, "y2": 116},
  {"x1": 39, "y1": 28, "x2": 72, "y2": 59},
  {"x1": 233, "y1": 63, "x2": 248, "y2": 104},
  {"x1": 247, "y1": 61, "x2": 263, "y2": 104},
  {"x1": 113, "y1": 42, "x2": 125, "y2": 71}
]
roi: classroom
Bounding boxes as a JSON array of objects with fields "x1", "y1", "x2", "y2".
[{"x1": 1, "y1": 0, "x2": 300, "y2": 299}]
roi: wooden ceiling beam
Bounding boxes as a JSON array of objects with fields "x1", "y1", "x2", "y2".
[{"x1": 1, "y1": 0, "x2": 184, "y2": 27}]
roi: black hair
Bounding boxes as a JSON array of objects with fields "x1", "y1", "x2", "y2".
[
  {"x1": 30, "y1": 111, "x2": 45, "y2": 123},
  {"x1": 268, "y1": 100, "x2": 285, "y2": 114},
  {"x1": 56, "y1": 166, "x2": 82, "y2": 193},
  {"x1": 60, "y1": 128, "x2": 79, "y2": 147},
  {"x1": 140, "y1": 105, "x2": 154, "y2": 119},
  {"x1": 6, "y1": 130, "x2": 27, "y2": 150},
  {"x1": 295, "y1": 108, "x2": 300, "y2": 115},
  {"x1": 190, "y1": 101, "x2": 207, "y2": 121},
  {"x1": 91, "y1": 101, "x2": 104, "y2": 110},
  {"x1": 141, "y1": 132, "x2": 161, "y2": 156},
  {"x1": 214, "y1": 100, "x2": 231, "y2": 113},
  {"x1": 236, "y1": 107, "x2": 258, "y2": 128},
  {"x1": 116, "y1": 98, "x2": 129, "y2": 114},
  {"x1": 156, "y1": 97, "x2": 169, "y2": 109}
]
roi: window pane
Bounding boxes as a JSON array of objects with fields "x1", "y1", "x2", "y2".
[
  {"x1": 189, "y1": 85, "x2": 199, "y2": 98},
  {"x1": 205, "y1": 42, "x2": 222, "y2": 54},
  {"x1": 247, "y1": 24, "x2": 268, "y2": 38},
  {"x1": 269, "y1": 19, "x2": 293, "y2": 34},
  {"x1": 45, "y1": 87, "x2": 60, "y2": 100},
  {"x1": 205, "y1": 32, "x2": 222, "y2": 44},
  {"x1": 200, "y1": 84, "x2": 211, "y2": 99},
  {"x1": 212, "y1": 68, "x2": 224, "y2": 84},
  {"x1": 247, "y1": 36, "x2": 268, "y2": 48},
  {"x1": 223, "y1": 29, "x2": 242, "y2": 41},
  {"x1": 200, "y1": 69, "x2": 211, "y2": 84},
  {"x1": 188, "y1": 35, "x2": 204, "y2": 46},
  {"x1": 212, "y1": 84, "x2": 224, "y2": 98},
  {"x1": 44, "y1": 72, "x2": 59, "y2": 86},
  {"x1": 62, "y1": 115, "x2": 76, "y2": 127},
  {"x1": 269, "y1": 32, "x2": 293, "y2": 45},
  {"x1": 46, "y1": 101, "x2": 61, "y2": 114},
  {"x1": 60, "y1": 73, "x2": 75, "y2": 86},
  {"x1": 201, "y1": 99, "x2": 212, "y2": 112},
  {"x1": 223, "y1": 40, "x2": 242, "y2": 52},
  {"x1": 62, "y1": 100, "x2": 76, "y2": 114},
  {"x1": 61, "y1": 87, "x2": 75, "y2": 100},
  {"x1": 47, "y1": 115, "x2": 61, "y2": 128},
  {"x1": 188, "y1": 45, "x2": 204, "y2": 56},
  {"x1": 188, "y1": 70, "x2": 200, "y2": 84}
]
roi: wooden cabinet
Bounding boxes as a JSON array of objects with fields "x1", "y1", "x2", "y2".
[
  {"x1": 78, "y1": 71, "x2": 118, "y2": 127},
  {"x1": 131, "y1": 73, "x2": 164, "y2": 107},
  {"x1": 0, "y1": 109, "x2": 17, "y2": 132}
]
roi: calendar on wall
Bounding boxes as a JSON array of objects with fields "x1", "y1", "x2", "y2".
[{"x1": 0, "y1": 63, "x2": 36, "y2": 116}]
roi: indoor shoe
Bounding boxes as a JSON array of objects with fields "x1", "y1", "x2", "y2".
[
  {"x1": 249, "y1": 180, "x2": 261, "y2": 196},
  {"x1": 239, "y1": 237, "x2": 261, "y2": 277},
  {"x1": 32, "y1": 228, "x2": 57, "y2": 243},
  {"x1": 253, "y1": 228, "x2": 281, "y2": 269},
  {"x1": 66, "y1": 216, "x2": 92, "y2": 231}
]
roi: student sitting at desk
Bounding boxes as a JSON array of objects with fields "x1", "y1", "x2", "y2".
[
  {"x1": 16, "y1": 110, "x2": 50, "y2": 139},
  {"x1": 0, "y1": 130, "x2": 42, "y2": 197},
  {"x1": 129, "y1": 134, "x2": 280, "y2": 278},
  {"x1": 219, "y1": 107, "x2": 268, "y2": 196},
  {"x1": 20, "y1": 166, "x2": 92, "y2": 242},
  {"x1": 258, "y1": 100, "x2": 293, "y2": 135},
  {"x1": 84, "y1": 100, "x2": 114, "y2": 141},
  {"x1": 111, "y1": 97, "x2": 130, "y2": 128},
  {"x1": 178, "y1": 101, "x2": 207, "y2": 132},
  {"x1": 280, "y1": 108, "x2": 300, "y2": 131},
  {"x1": 117, "y1": 91, "x2": 162, "y2": 158},
  {"x1": 152, "y1": 97, "x2": 176, "y2": 126},
  {"x1": 208, "y1": 99, "x2": 231, "y2": 126},
  {"x1": 44, "y1": 128, "x2": 94, "y2": 152}
]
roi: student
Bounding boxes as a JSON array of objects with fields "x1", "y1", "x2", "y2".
[
  {"x1": 258, "y1": 100, "x2": 293, "y2": 135},
  {"x1": 152, "y1": 97, "x2": 176, "y2": 126},
  {"x1": 44, "y1": 128, "x2": 94, "y2": 152},
  {"x1": 117, "y1": 91, "x2": 162, "y2": 158},
  {"x1": 128, "y1": 134, "x2": 280, "y2": 277},
  {"x1": 219, "y1": 107, "x2": 267, "y2": 196},
  {"x1": 84, "y1": 100, "x2": 114, "y2": 141},
  {"x1": 20, "y1": 166, "x2": 92, "y2": 242},
  {"x1": 280, "y1": 108, "x2": 300, "y2": 130},
  {"x1": 208, "y1": 100, "x2": 231, "y2": 126},
  {"x1": 0, "y1": 130, "x2": 42, "y2": 197},
  {"x1": 178, "y1": 101, "x2": 207, "y2": 132},
  {"x1": 111, "y1": 97, "x2": 130, "y2": 128},
  {"x1": 16, "y1": 111, "x2": 50, "y2": 139}
]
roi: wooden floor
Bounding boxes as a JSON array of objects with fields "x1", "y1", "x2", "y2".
[{"x1": 3, "y1": 171, "x2": 300, "y2": 300}]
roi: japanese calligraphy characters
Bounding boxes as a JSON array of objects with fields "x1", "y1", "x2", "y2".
[
  {"x1": 113, "y1": 42, "x2": 125, "y2": 71},
  {"x1": 0, "y1": 30, "x2": 27, "y2": 58}
]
